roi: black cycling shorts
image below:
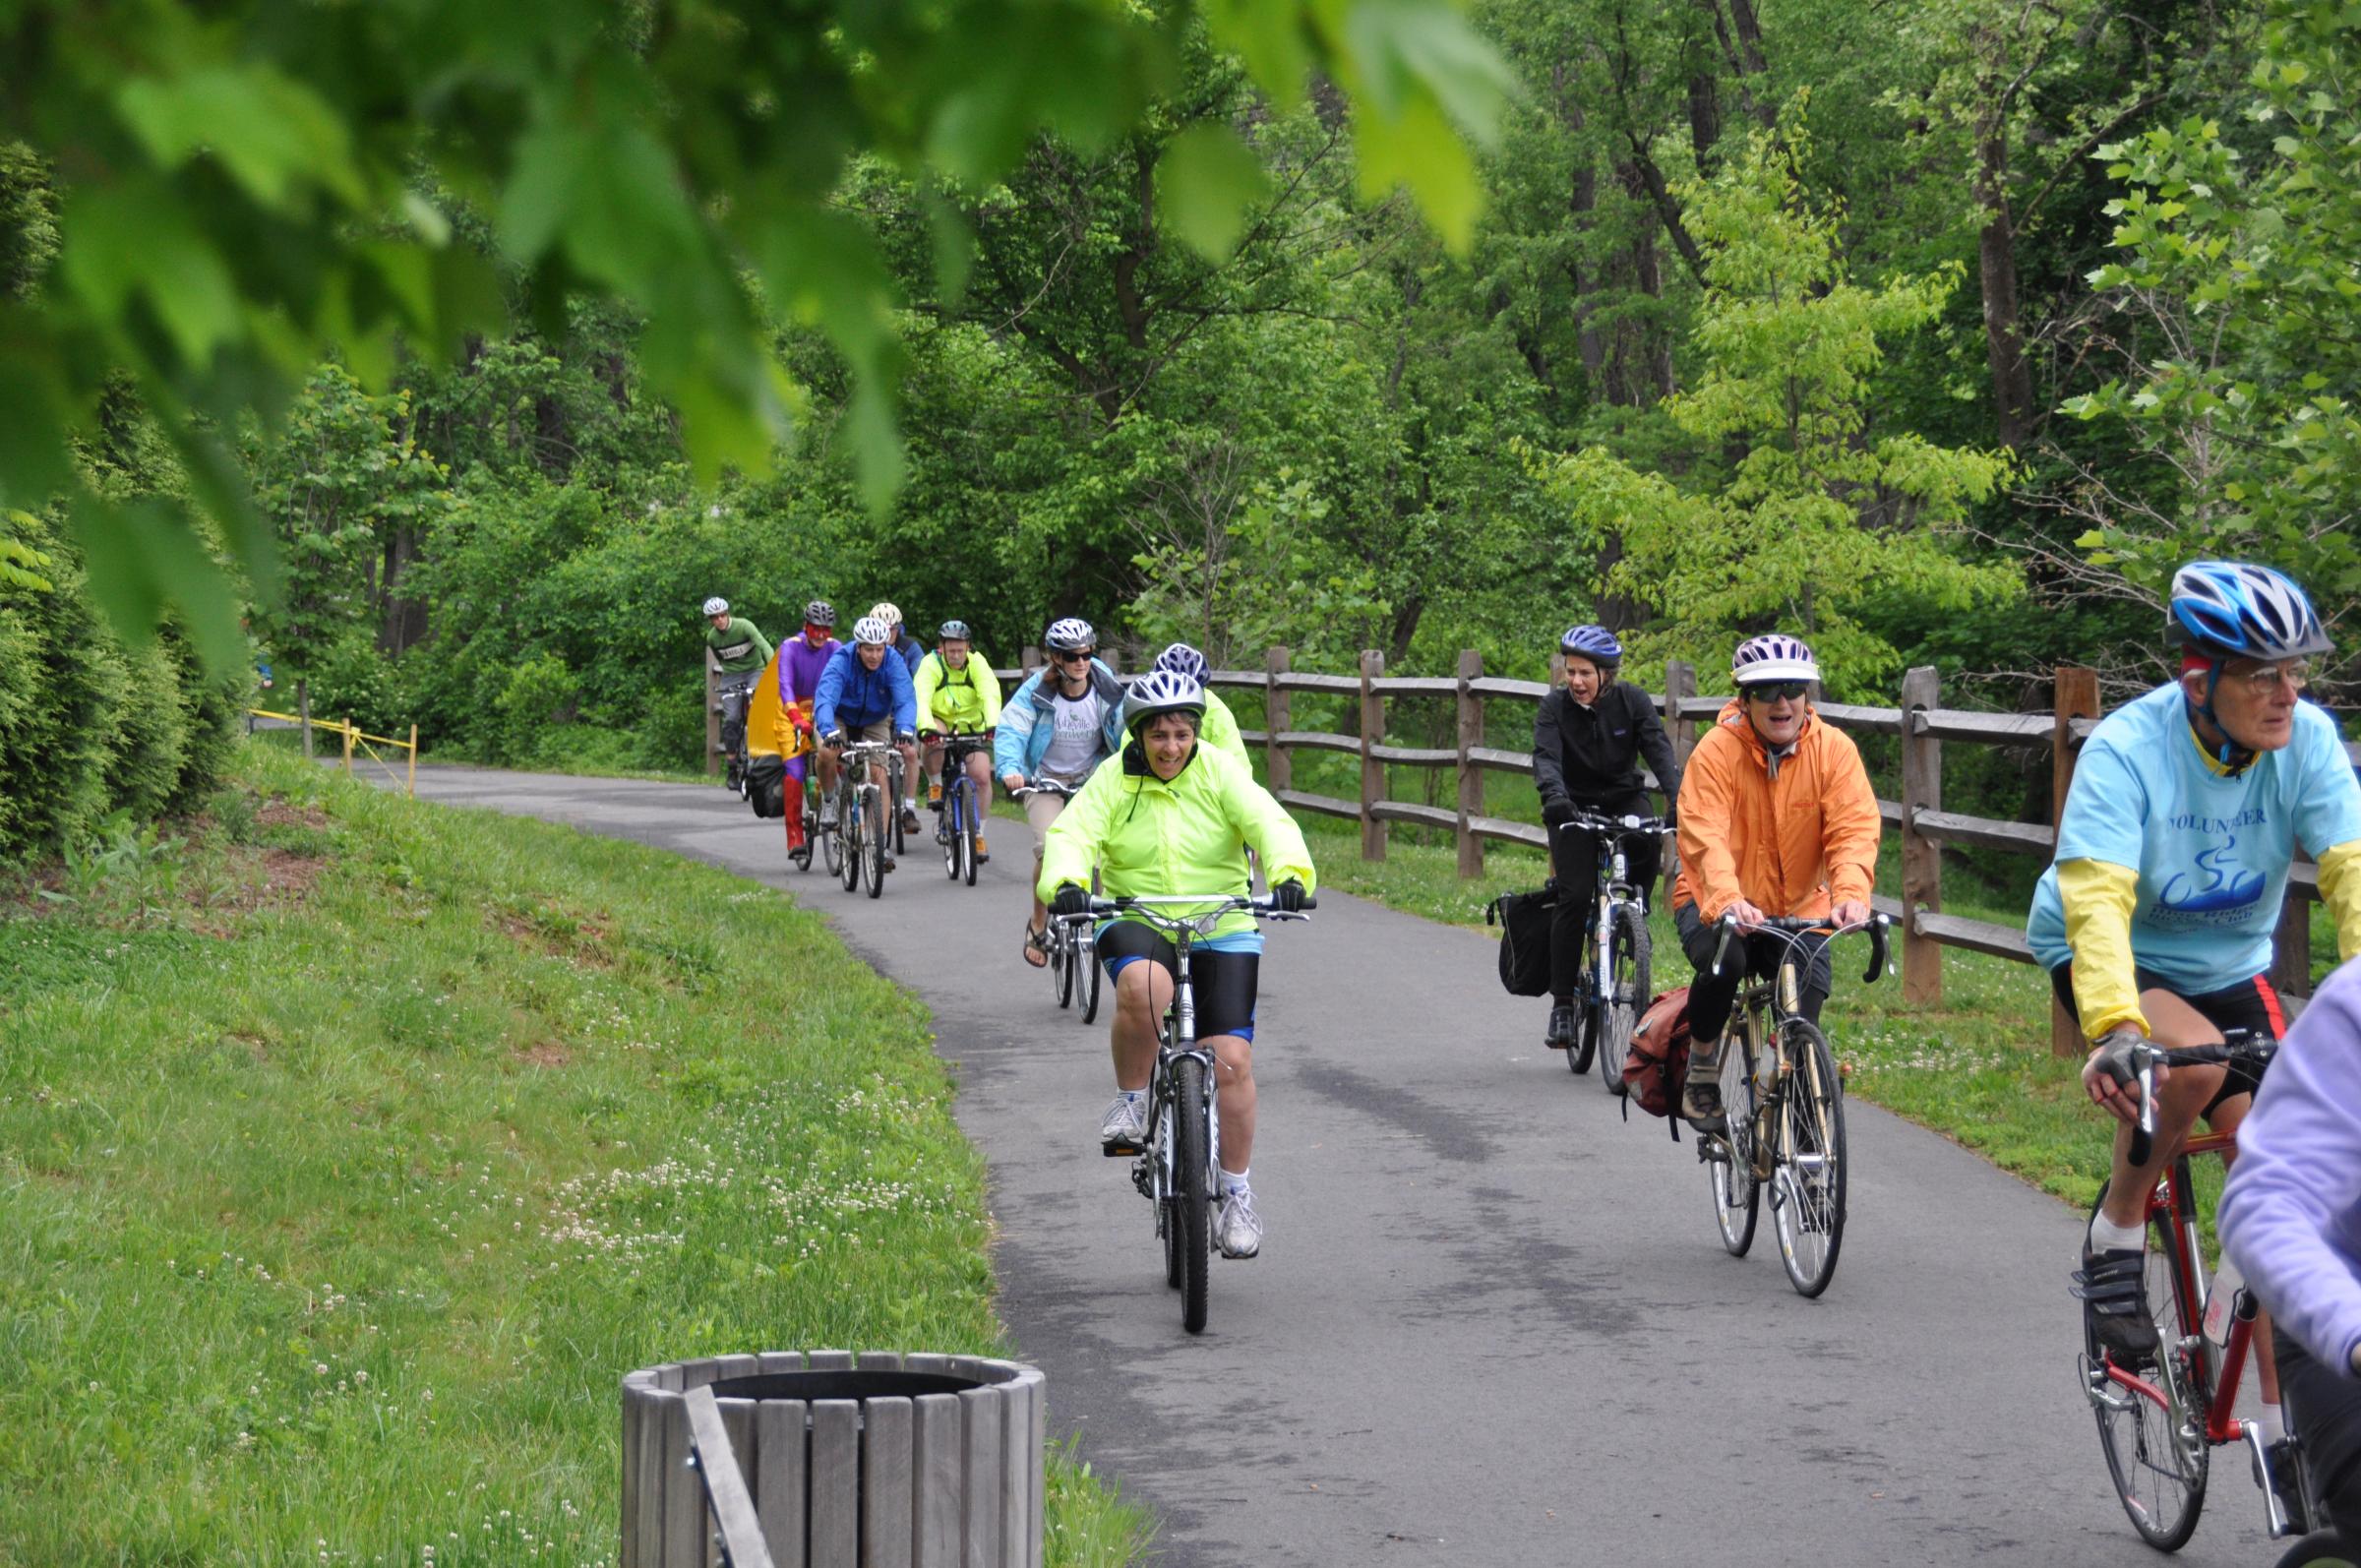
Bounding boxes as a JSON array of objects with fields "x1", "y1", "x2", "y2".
[
  {"x1": 2048, "y1": 962, "x2": 2286, "y2": 1117},
  {"x1": 1095, "y1": 920, "x2": 1260, "y2": 1042},
  {"x1": 2277, "y1": 1328, "x2": 2361, "y2": 1541}
]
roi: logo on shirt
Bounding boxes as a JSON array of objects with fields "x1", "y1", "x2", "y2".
[{"x1": 2156, "y1": 834, "x2": 2268, "y2": 917}]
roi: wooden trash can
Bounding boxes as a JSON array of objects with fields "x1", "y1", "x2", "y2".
[{"x1": 621, "y1": 1349, "x2": 1046, "y2": 1568}]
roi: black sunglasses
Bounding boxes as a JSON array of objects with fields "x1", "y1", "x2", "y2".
[
  {"x1": 1054, "y1": 649, "x2": 1095, "y2": 663},
  {"x1": 1743, "y1": 681, "x2": 1810, "y2": 702}
]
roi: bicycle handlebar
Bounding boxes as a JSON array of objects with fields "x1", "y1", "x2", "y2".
[
  {"x1": 2126, "y1": 1029, "x2": 2276, "y2": 1166},
  {"x1": 1081, "y1": 891, "x2": 1316, "y2": 922},
  {"x1": 1709, "y1": 910, "x2": 1890, "y2": 987},
  {"x1": 1010, "y1": 779, "x2": 1080, "y2": 800},
  {"x1": 1562, "y1": 810, "x2": 1672, "y2": 836}
]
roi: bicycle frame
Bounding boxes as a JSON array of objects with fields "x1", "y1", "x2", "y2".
[{"x1": 1566, "y1": 813, "x2": 1664, "y2": 1009}]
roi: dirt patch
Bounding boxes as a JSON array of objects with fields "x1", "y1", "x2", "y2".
[
  {"x1": 489, "y1": 903, "x2": 616, "y2": 967},
  {"x1": 514, "y1": 1040, "x2": 573, "y2": 1069},
  {"x1": 226, "y1": 1030, "x2": 271, "y2": 1062},
  {"x1": 255, "y1": 799, "x2": 332, "y2": 831}
]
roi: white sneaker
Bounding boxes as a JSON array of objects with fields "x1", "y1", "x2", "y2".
[
  {"x1": 1099, "y1": 1094, "x2": 1147, "y2": 1149},
  {"x1": 1215, "y1": 1188, "x2": 1262, "y2": 1258},
  {"x1": 818, "y1": 799, "x2": 839, "y2": 830}
]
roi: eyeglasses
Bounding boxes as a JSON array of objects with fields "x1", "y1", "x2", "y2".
[
  {"x1": 1055, "y1": 649, "x2": 1095, "y2": 664},
  {"x1": 1743, "y1": 681, "x2": 1810, "y2": 703},
  {"x1": 2230, "y1": 659, "x2": 2311, "y2": 694}
]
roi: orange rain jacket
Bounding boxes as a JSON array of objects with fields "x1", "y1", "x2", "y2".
[{"x1": 1673, "y1": 699, "x2": 1882, "y2": 922}]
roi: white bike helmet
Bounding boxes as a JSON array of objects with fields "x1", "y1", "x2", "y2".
[
  {"x1": 851, "y1": 616, "x2": 892, "y2": 647},
  {"x1": 1730, "y1": 633, "x2": 1819, "y2": 687},
  {"x1": 1045, "y1": 618, "x2": 1096, "y2": 653},
  {"x1": 869, "y1": 602, "x2": 903, "y2": 631},
  {"x1": 1122, "y1": 669, "x2": 1206, "y2": 733},
  {"x1": 701, "y1": 596, "x2": 730, "y2": 617}
]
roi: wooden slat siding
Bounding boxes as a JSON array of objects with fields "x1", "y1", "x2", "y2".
[
  {"x1": 856, "y1": 1350, "x2": 904, "y2": 1372},
  {"x1": 714, "y1": 1354, "x2": 761, "y2": 1382},
  {"x1": 1916, "y1": 710, "x2": 2055, "y2": 745},
  {"x1": 1264, "y1": 646, "x2": 1292, "y2": 796},
  {"x1": 1239, "y1": 728, "x2": 1270, "y2": 747},
  {"x1": 1024, "y1": 1369, "x2": 1048, "y2": 1568},
  {"x1": 1000, "y1": 1368, "x2": 1044, "y2": 1568},
  {"x1": 1901, "y1": 667, "x2": 1943, "y2": 1007},
  {"x1": 1271, "y1": 671, "x2": 1362, "y2": 694},
  {"x1": 1204, "y1": 669, "x2": 1260, "y2": 690},
  {"x1": 1878, "y1": 800, "x2": 1906, "y2": 827},
  {"x1": 716, "y1": 1398, "x2": 759, "y2": 1568},
  {"x1": 807, "y1": 1350, "x2": 855, "y2": 1372},
  {"x1": 621, "y1": 1381, "x2": 651, "y2": 1568},
  {"x1": 1913, "y1": 910, "x2": 2037, "y2": 963},
  {"x1": 684, "y1": 1386, "x2": 776, "y2": 1568},
  {"x1": 754, "y1": 1398, "x2": 807, "y2": 1568},
  {"x1": 682, "y1": 1357, "x2": 726, "y2": 1393},
  {"x1": 1466, "y1": 745, "x2": 1534, "y2": 773},
  {"x1": 1466, "y1": 676, "x2": 1552, "y2": 699},
  {"x1": 1811, "y1": 701, "x2": 1906, "y2": 735},
  {"x1": 1455, "y1": 650, "x2": 1483, "y2": 879},
  {"x1": 809, "y1": 1401, "x2": 862, "y2": 1568},
  {"x1": 959, "y1": 1388, "x2": 1003, "y2": 1568},
  {"x1": 1368, "y1": 675, "x2": 1462, "y2": 695},
  {"x1": 901, "y1": 1354, "x2": 953, "y2": 1375},
  {"x1": 863, "y1": 1397, "x2": 917, "y2": 1568},
  {"x1": 1910, "y1": 810, "x2": 2056, "y2": 856},
  {"x1": 757, "y1": 1352, "x2": 807, "y2": 1375},
  {"x1": 664, "y1": 1389, "x2": 709, "y2": 1568},
  {"x1": 2051, "y1": 666, "x2": 2103, "y2": 1057},
  {"x1": 1367, "y1": 800, "x2": 1458, "y2": 830},
  {"x1": 910, "y1": 1393, "x2": 962, "y2": 1568},
  {"x1": 1275, "y1": 729, "x2": 1360, "y2": 754},
  {"x1": 946, "y1": 1356, "x2": 992, "y2": 1382},
  {"x1": 1367, "y1": 743, "x2": 1459, "y2": 765},
  {"x1": 1468, "y1": 814, "x2": 1549, "y2": 850},
  {"x1": 640, "y1": 1386, "x2": 676, "y2": 1568},
  {"x1": 658, "y1": 1363, "x2": 689, "y2": 1392},
  {"x1": 1276, "y1": 788, "x2": 1360, "y2": 819}
]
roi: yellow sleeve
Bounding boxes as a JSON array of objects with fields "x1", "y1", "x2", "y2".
[
  {"x1": 2058, "y1": 858, "x2": 2146, "y2": 1041},
  {"x1": 913, "y1": 655, "x2": 941, "y2": 728},
  {"x1": 977, "y1": 653, "x2": 1003, "y2": 730},
  {"x1": 1038, "y1": 764, "x2": 1118, "y2": 903},
  {"x1": 2317, "y1": 839, "x2": 2361, "y2": 963}
]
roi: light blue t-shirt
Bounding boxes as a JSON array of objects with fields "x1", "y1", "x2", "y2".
[{"x1": 2027, "y1": 683, "x2": 2361, "y2": 992}]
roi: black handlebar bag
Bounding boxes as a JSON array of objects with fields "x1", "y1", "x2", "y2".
[{"x1": 1484, "y1": 881, "x2": 1560, "y2": 997}]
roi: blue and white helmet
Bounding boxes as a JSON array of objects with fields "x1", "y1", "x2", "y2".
[
  {"x1": 2167, "y1": 562, "x2": 2331, "y2": 661},
  {"x1": 701, "y1": 596, "x2": 730, "y2": 617},
  {"x1": 851, "y1": 615, "x2": 892, "y2": 647},
  {"x1": 1153, "y1": 642, "x2": 1209, "y2": 684},
  {"x1": 1730, "y1": 633, "x2": 1819, "y2": 687},
  {"x1": 1045, "y1": 617, "x2": 1096, "y2": 653},
  {"x1": 1122, "y1": 669, "x2": 1205, "y2": 734},
  {"x1": 1559, "y1": 625, "x2": 1623, "y2": 665}
]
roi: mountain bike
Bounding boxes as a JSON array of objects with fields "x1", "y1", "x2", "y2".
[
  {"x1": 716, "y1": 675, "x2": 754, "y2": 795},
  {"x1": 1014, "y1": 780, "x2": 1102, "y2": 1022},
  {"x1": 928, "y1": 731, "x2": 993, "y2": 888},
  {"x1": 2079, "y1": 1032, "x2": 2331, "y2": 1553},
  {"x1": 1697, "y1": 912, "x2": 1889, "y2": 1297},
  {"x1": 1084, "y1": 890, "x2": 1313, "y2": 1335},
  {"x1": 1560, "y1": 809, "x2": 1665, "y2": 1090},
  {"x1": 830, "y1": 741, "x2": 900, "y2": 899}
]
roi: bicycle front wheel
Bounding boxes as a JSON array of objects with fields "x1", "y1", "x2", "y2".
[
  {"x1": 1710, "y1": 1032, "x2": 1759, "y2": 1256},
  {"x1": 888, "y1": 755, "x2": 907, "y2": 857},
  {"x1": 1055, "y1": 921, "x2": 1076, "y2": 1008},
  {"x1": 941, "y1": 788, "x2": 960, "y2": 880},
  {"x1": 1602, "y1": 903, "x2": 1650, "y2": 1095},
  {"x1": 837, "y1": 794, "x2": 861, "y2": 892},
  {"x1": 1171, "y1": 1054, "x2": 1212, "y2": 1335},
  {"x1": 1079, "y1": 931, "x2": 1102, "y2": 1023},
  {"x1": 2086, "y1": 1175, "x2": 2209, "y2": 1549},
  {"x1": 819, "y1": 794, "x2": 843, "y2": 877},
  {"x1": 1772, "y1": 1021, "x2": 1846, "y2": 1297},
  {"x1": 864, "y1": 786, "x2": 888, "y2": 899},
  {"x1": 961, "y1": 788, "x2": 981, "y2": 887}
]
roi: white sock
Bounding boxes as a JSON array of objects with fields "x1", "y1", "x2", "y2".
[
  {"x1": 1219, "y1": 1167, "x2": 1250, "y2": 1196},
  {"x1": 2260, "y1": 1401, "x2": 2286, "y2": 1445},
  {"x1": 1119, "y1": 1089, "x2": 1144, "y2": 1106},
  {"x1": 2089, "y1": 1213, "x2": 2147, "y2": 1253}
]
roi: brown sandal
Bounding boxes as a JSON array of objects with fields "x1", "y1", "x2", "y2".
[{"x1": 1022, "y1": 922, "x2": 1051, "y2": 968}]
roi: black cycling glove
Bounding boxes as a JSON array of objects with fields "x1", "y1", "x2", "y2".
[
  {"x1": 821, "y1": 729, "x2": 846, "y2": 749},
  {"x1": 1540, "y1": 796, "x2": 1575, "y2": 827},
  {"x1": 1052, "y1": 882, "x2": 1091, "y2": 920},
  {"x1": 1272, "y1": 878, "x2": 1307, "y2": 914}
]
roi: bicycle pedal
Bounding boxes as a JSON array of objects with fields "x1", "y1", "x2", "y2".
[{"x1": 1102, "y1": 1138, "x2": 1144, "y2": 1158}]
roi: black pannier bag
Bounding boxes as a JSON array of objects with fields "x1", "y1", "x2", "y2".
[
  {"x1": 746, "y1": 754, "x2": 788, "y2": 818},
  {"x1": 1484, "y1": 881, "x2": 1559, "y2": 996}
]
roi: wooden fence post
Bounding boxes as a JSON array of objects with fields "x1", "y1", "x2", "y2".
[
  {"x1": 1660, "y1": 660, "x2": 1696, "y2": 908},
  {"x1": 704, "y1": 651, "x2": 721, "y2": 777},
  {"x1": 1359, "y1": 648, "x2": 1385, "y2": 862},
  {"x1": 297, "y1": 679, "x2": 313, "y2": 759},
  {"x1": 1265, "y1": 645, "x2": 1292, "y2": 796},
  {"x1": 1900, "y1": 664, "x2": 1943, "y2": 1007},
  {"x1": 2051, "y1": 665, "x2": 2102, "y2": 1057},
  {"x1": 1454, "y1": 649, "x2": 1483, "y2": 878},
  {"x1": 341, "y1": 716, "x2": 353, "y2": 775},
  {"x1": 408, "y1": 724, "x2": 419, "y2": 800}
]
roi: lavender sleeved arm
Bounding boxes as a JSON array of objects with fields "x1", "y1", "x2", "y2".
[{"x1": 2219, "y1": 960, "x2": 2361, "y2": 1375}]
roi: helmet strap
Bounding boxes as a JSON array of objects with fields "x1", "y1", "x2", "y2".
[{"x1": 2184, "y1": 657, "x2": 2257, "y2": 775}]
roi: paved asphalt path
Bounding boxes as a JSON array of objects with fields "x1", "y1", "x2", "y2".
[{"x1": 388, "y1": 764, "x2": 2269, "y2": 1567}]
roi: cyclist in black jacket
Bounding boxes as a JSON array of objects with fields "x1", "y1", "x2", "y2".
[{"x1": 1533, "y1": 625, "x2": 1680, "y2": 1052}]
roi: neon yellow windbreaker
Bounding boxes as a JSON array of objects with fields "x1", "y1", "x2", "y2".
[
  {"x1": 913, "y1": 649, "x2": 1002, "y2": 735},
  {"x1": 1200, "y1": 687, "x2": 1250, "y2": 768},
  {"x1": 1038, "y1": 744, "x2": 1315, "y2": 942}
]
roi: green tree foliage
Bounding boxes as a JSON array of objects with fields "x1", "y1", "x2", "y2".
[
  {"x1": 1536, "y1": 124, "x2": 2020, "y2": 695},
  {"x1": 0, "y1": 0, "x2": 1511, "y2": 669}
]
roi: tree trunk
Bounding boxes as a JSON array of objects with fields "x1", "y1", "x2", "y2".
[{"x1": 1975, "y1": 111, "x2": 2035, "y2": 451}]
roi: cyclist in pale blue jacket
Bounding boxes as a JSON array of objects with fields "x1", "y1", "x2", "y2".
[
  {"x1": 996, "y1": 618, "x2": 1126, "y2": 966},
  {"x1": 815, "y1": 615, "x2": 922, "y2": 840}
]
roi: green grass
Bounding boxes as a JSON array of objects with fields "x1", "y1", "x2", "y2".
[{"x1": 0, "y1": 742, "x2": 1149, "y2": 1567}]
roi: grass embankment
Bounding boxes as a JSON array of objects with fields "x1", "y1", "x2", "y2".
[
  {"x1": 0, "y1": 743, "x2": 1147, "y2": 1566},
  {"x1": 1297, "y1": 815, "x2": 2168, "y2": 1214}
]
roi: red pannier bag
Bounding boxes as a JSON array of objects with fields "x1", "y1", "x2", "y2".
[{"x1": 1622, "y1": 985, "x2": 1693, "y2": 1138}]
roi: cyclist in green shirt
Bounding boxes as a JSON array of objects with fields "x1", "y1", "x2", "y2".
[{"x1": 702, "y1": 597, "x2": 773, "y2": 790}]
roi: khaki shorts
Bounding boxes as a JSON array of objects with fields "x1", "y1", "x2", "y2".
[{"x1": 1026, "y1": 779, "x2": 1086, "y2": 862}]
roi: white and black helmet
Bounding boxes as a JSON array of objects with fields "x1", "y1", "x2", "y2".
[
  {"x1": 1045, "y1": 617, "x2": 1096, "y2": 653},
  {"x1": 1122, "y1": 669, "x2": 1205, "y2": 733},
  {"x1": 701, "y1": 596, "x2": 730, "y2": 617},
  {"x1": 1730, "y1": 633, "x2": 1819, "y2": 688},
  {"x1": 804, "y1": 599, "x2": 837, "y2": 627},
  {"x1": 869, "y1": 601, "x2": 903, "y2": 631},
  {"x1": 851, "y1": 616, "x2": 892, "y2": 647}
]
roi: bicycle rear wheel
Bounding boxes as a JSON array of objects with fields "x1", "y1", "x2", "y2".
[
  {"x1": 1055, "y1": 921, "x2": 1076, "y2": 1008},
  {"x1": 1710, "y1": 1032, "x2": 1759, "y2": 1256},
  {"x1": 888, "y1": 755, "x2": 907, "y2": 857},
  {"x1": 2085, "y1": 1175, "x2": 2209, "y2": 1549},
  {"x1": 818, "y1": 791, "x2": 842, "y2": 877},
  {"x1": 864, "y1": 785, "x2": 888, "y2": 899},
  {"x1": 2272, "y1": 1533, "x2": 2357, "y2": 1568},
  {"x1": 1602, "y1": 903, "x2": 1650, "y2": 1095},
  {"x1": 1171, "y1": 1054, "x2": 1212, "y2": 1334},
  {"x1": 1772, "y1": 1020, "x2": 1846, "y2": 1297}
]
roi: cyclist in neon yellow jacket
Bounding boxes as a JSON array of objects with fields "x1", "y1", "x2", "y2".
[
  {"x1": 914, "y1": 620, "x2": 1003, "y2": 859},
  {"x1": 1040, "y1": 670, "x2": 1314, "y2": 1261}
]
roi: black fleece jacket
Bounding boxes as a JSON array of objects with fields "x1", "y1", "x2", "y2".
[{"x1": 1531, "y1": 683, "x2": 1680, "y2": 812}]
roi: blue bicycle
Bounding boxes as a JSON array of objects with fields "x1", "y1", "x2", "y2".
[{"x1": 930, "y1": 731, "x2": 993, "y2": 887}]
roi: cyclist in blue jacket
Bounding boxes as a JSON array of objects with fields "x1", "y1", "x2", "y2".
[
  {"x1": 997, "y1": 617, "x2": 1126, "y2": 966},
  {"x1": 815, "y1": 615, "x2": 922, "y2": 842}
]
